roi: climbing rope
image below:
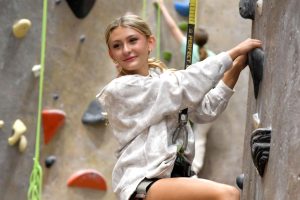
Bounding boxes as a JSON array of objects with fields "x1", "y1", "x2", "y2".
[
  {"x1": 28, "y1": 0, "x2": 48, "y2": 199},
  {"x1": 142, "y1": 0, "x2": 147, "y2": 20},
  {"x1": 156, "y1": 3, "x2": 161, "y2": 59}
]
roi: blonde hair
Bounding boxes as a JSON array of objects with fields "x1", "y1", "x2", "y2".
[{"x1": 105, "y1": 14, "x2": 167, "y2": 75}]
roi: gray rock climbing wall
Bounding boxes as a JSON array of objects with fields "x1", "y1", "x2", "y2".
[
  {"x1": 0, "y1": 0, "x2": 251, "y2": 200},
  {"x1": 241, "y1": 0, "x2": 300, "y2": 199}
]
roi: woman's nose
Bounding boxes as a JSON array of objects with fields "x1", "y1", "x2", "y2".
[{"x1": 123, "y1": 43, "x2": 131, "y2": 54}]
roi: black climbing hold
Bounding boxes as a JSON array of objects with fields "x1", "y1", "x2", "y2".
[
  {"x1": 45, "y1": 155, "x2": 56, "y2": 168},
  {"x1": 53, "y1": 93, "x2": 59, "y2": 100},
  {"x1": 55, "y1": 0, "x2": 61, "y2": 5},
  {"x1": 250, "y1": 127, "x2": 271, "y2": 177},
  {"x1": 248, "y1": 48, "x2": 264, "y2": 99},
  {"x1": 66, "y1": 0, "x2": 96, "y2": 19},
  {"x1": 82, "y1": 99, "x2": 107, "y2": 125},
  {"x1": 236, "y1": 173, "x2": 244, "y2": 190},
  {"x1": 239, "y1": 0, "x2": 256, "y2": 20}
]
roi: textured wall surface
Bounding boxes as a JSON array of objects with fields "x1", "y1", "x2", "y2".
[
  {"x1": 241, "y1": 0, "x2": 300, "y2": 199},
  {"x1": 0, "y1": 0, "x2": 250, "y2": 200}
]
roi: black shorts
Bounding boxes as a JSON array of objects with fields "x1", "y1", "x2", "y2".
[{"x1": 129, "y1": 178, "x2": 158, "y2": 200}]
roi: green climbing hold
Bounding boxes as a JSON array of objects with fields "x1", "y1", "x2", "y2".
[
  {"x1": 163, "y1": 51, "x2": 172, "y2": 62},
  {"x1": 178, "y1": 22, "x2": 188, "y2": 32}
]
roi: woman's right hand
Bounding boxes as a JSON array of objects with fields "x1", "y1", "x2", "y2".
[{"x1": 227, "y1": 38, "x2": 262, "y2": 60}]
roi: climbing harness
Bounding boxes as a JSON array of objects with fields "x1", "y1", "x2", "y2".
[{"x1": 27, "y1": 0, "x2": 48, "y2": 199}]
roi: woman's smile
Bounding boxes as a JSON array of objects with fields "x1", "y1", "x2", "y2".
[{"x1": 123, "y1": 56, "x2": 137, "y2": 62}]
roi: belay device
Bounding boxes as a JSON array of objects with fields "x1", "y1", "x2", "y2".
[{"x1": 171, "y1": 0, "x2": 197, "y2": 178}]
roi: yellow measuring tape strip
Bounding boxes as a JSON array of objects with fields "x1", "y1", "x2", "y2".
[
  {"x1": 184, "y1": 0, "x2": 197, "y2": 68},
  {"x1": 181, "y1": 0, "x2": 197, "y2": 116}
]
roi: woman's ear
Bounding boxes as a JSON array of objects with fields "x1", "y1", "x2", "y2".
[{"x1": 148, "y1": 35, "x2": 156, "y2": 52}]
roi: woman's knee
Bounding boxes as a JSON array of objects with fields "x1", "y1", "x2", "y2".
[{"x1": 220, "y1": 185, "x2": 240, "y2": 200}]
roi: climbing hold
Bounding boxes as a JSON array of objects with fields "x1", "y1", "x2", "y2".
[
  {"x1": 32, "y1": 64, "x2": 41, "y2": 77},
  {"x1": 12, "y1": 19, "x2": 32, "y2": 38},
  {"x1": 66, "y1": 0, "x2": 96, "y2": 19},
  {"x1": 67, "y1": 169, "x2": 107, "y2": 191},
  {"x1": 45, "y1": 155, "x2": 57, "y2": 168},
  {"x1": 42, "y1": 109, "x2": 66, "y2": 144},
  {"x1": 8, "y1": 119, "x2": 27, "y2": 146},
  {"x1": 178, "y1": 21, "x2": 188, "y2": 31},
  {"x1": 239, "y1": 0, "x2": 256, "y2": 20},
  {"x1": 52, "y1": 93, "x2": 59, "y2": 100},
  {"x1": 80, "y1": 34, "x2": 86, "y2": 43},
  {"x1": 256, "y1": 0, "x2": 263, "y2": 16},
  {"x1": 252, "y1": 113, "x2": 261, "y2": 129},
  {"x1": 153, "y1": 1, "x2": 159, "y2": 9},
  {"x1": 248, "y1": 48, "x2": 264, "y2": 99},
  {"x1": 82, "y1": 100, "x2": 107, "y2": 125},
  {"x1": 250, "y1": 127, "x2": 271, "y2": 177},
  {"x1": 0, "y1": 120, "x2": 4, "y2": 128},
  {"x1": 19, "y1": 135, "x2": 28, "y2": 153},
  {"x1": 55, "y1": 0, "x2": 61, "y2": 5},
  {"x1": 174, "y1": 1, "x2": 190, "y2": 17},
  {"x1": 236, "y1": 173, "x2": 244, "y2": 190},
  {"x1": 163, "y1": 51, "x2": 172, "y2": 62}
]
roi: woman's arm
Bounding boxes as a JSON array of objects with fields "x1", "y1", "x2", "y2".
[
  {"x1": 222, "y1": 55, "x2": 247, "y2": 89},
  {"x1": 155, "y1": 0, "x2": 184, "y2": 44}
]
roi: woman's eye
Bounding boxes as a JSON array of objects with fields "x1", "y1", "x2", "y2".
[
  {"x1": 112, "y1": 44, "x2": 120, "y2": 49},
  {"x1": 129, "y1": 38, "x2": 138, "y2": 43}
]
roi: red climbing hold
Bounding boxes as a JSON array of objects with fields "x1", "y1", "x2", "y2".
[
  {"x1": 42, "y1": 109, "x2": 66, "y2": 144},
  {"x1": 67, "y1": 169, "x2": 107, "y2": 191}
]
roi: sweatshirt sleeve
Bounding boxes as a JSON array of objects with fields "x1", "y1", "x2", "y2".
[
  {"x1": 97, "y1": 52, "x2": 232, "y2": 145},
  {"x1": 189, "y1": 80, "x2": 234, "y2": 123}
]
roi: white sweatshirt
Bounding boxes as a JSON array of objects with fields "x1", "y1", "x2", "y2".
[{"x1": 97, "y1": 52, "x2": 234, "y2": 200}]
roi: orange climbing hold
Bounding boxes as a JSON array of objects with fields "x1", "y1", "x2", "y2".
[
  {"x1": 42, "y1": 109, "x2": 66, "y2": 144},
  {"x1": 67, "y1": 169, "x2": 107, "y2": 191}
]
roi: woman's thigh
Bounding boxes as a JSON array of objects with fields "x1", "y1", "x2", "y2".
[{"x1": 145, "y1": 177, "x2": 239, "y2": 200}]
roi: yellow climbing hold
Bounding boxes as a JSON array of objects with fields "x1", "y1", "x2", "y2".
[
  {"x1": 19, "y1": 135, "x2": 28, "y2": 153},
  {"x1": 0, "y1": 120, "x2": 4, "y2": 128},
  {"x1": 8, "y1": 119, "x2": 27, "y2": 146},
  {"x1": 12, "y1": 19, "x2": 32, "y2": 38}
]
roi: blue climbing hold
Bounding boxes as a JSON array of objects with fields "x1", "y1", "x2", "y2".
[{"x1": 174, "y1": 1, "x2": 190, "y2": 17}]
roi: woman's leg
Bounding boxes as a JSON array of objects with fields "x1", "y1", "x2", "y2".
[
  {"x1": 192, "y1": 122, "x2": 213, "y2": 174},
  {"x1": 146, "y1": 177, "x2": 240, "y2": 200}
]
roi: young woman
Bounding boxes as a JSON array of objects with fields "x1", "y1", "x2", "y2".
[{"x1": 97, "y1": 14, "x2": 262, "y2": 200}]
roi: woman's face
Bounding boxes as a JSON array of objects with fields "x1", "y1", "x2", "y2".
[{"x1": 108, "y1": 26, "x2": 155, "y2": 76}]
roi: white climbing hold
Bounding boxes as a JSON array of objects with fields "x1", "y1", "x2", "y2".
[
  {"x1": 32, "y1": 64, "x2": 41, "y2": 77},
  {"x1": 12, "y1": 19, "x2": 32, "y2": 38},
  {"x1": 256, "y1": 0, "x2": 263, "y2": 16},
  {"x1": 19, "y1": 135, "x2": 28, "y2": 153},
  {"x1": 8, "y1": 119, "x2": 27, "y2": 146},
  {"x1": 101, "y1": 112, "x2": 108, "y2": 119},
  {"x1": 252, "y1": 113, "x2": 261, "y2": 129},
  {"x1": 0, "y1": 120, "x2": 4, "y2": 128}
]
